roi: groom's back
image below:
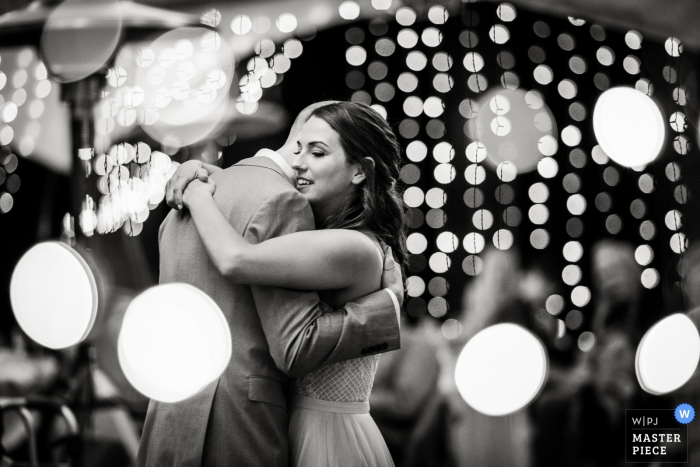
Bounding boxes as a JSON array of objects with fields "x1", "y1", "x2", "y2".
[{"x1": 139, "y1": 157, "x2": 311, "y2": 467}]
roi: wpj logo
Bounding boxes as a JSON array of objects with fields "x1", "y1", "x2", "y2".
[{"x1": 625, "y1": 405, "x2": 693, "y2": 463}]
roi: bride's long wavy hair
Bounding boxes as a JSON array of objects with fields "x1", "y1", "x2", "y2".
[{"x1": 308, "y1": 102, "x2": 408, "y2": 279}]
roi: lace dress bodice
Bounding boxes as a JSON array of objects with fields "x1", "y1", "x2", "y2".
[
  {"x1": 292, "y1": 234, "x2": 385, "y2": 404},
  {"x1": 291, "y1": 354, "x2": 380, "y2": 403}
]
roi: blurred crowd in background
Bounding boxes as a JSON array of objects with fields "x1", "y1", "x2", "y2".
[{"x1": 2, "y1": 238, "x2": 699, "y2": 467}]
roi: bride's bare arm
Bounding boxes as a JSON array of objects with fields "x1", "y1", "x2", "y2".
[{"x1": 183, "y1": 179, "x2": 381, "y2": 291}]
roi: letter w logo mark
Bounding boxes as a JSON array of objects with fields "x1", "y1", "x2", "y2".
[{"x1": 680, "y1": 410, "x2": 691, "y2": 419}]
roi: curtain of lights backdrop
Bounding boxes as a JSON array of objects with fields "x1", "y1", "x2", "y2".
[{"x1": 278, "y1": 1, "x2": 699, "y2": 352}]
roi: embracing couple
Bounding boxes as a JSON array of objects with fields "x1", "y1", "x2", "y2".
[{"x1": 136, "y1": 101, "x2": 408, "y2": 466}]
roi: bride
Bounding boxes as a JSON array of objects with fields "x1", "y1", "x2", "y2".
[{"x1": 180, "y1": 101, "x2": 407, "y2": 466}]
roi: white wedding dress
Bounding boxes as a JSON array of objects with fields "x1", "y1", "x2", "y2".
[{"x1": 288, "y1": 240, "x2": 395, "y2": 467}]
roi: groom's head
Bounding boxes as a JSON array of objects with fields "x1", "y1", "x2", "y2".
[{"x1": 277, "y1": 100, "x2": 338, "y2": 163}]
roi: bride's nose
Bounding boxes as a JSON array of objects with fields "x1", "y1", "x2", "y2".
[{"x1": 291, "y1": 154, "x2": 307, "y2": 172}]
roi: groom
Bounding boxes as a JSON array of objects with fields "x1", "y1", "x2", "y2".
[{"x1": 136, "y1": 102, "x2": 403, "y2": 467}]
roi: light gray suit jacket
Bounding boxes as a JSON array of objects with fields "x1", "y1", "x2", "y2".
[{"x1": 136, "y1": 156, "x2": 401, "y2": 467}]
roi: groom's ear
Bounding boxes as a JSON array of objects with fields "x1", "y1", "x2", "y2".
[{"x1": 351, "y1": 157, "x2": 375, "y2": 185}]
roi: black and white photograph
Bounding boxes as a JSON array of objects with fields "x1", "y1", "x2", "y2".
[{"x1": 1, "y1": 0, "x2": 700, "y2": 466}]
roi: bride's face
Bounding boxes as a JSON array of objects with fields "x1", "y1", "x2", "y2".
[{"x1": 292, "y1": 117, "x2": 364, "y2": 218}]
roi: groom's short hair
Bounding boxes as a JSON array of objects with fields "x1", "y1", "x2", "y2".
[{"x1": 285, "y1": 100, "x2": 339, "y2": 146}]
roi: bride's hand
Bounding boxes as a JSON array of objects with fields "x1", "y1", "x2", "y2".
[
  {"x1": 166, "y1": 160, "x2": 210, "y2": 210},
  {"x1": 182, "y1": 178, "x2": 216, "y2": 209}
]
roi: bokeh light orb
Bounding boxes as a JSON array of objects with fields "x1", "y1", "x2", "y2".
[
  {"x1": 593, "y1": 87, "x2": 665, "y2": 167},
  {"x1": 455, "y1": 323, "x2": 548, "y2": 416},
  {"x1": 636, "y1": 313, "x2": 700, "y2": 395},
  {"x1": 476, "y1": 88, "x2": 556, "y2": 173},
  {"x1": 40, "y1": 0, "x2": 122, "y2": 83},
  {"x1": 118, "y1": 283, "x2": 231, "y2": 403},
  {"x1": 11, "y1": 242, "x2": 98, "y2": 349}
]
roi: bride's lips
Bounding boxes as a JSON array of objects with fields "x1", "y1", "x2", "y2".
[{"x1": 296, "y1": 177, "x2": 314, "y2": 188}]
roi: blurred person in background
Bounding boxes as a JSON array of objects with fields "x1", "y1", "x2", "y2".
[
  {"x1": 533, "y1": 239, "x2": 644, "y2": 467},
  {"x1": 438, "y1": 247, "x2": 533, "y2": 467},
  {"x1": 369, "y1": 315, "x2": 440, "y2": 467},
  {"x1": 665, "y1": 241, "x2": 700, "y2": 465}
]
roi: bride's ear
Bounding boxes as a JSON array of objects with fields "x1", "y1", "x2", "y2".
[{"x1": 351, "y1": 157, "x2": 375, "y2": 185}]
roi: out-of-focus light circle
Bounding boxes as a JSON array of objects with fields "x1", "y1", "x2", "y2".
[
  {"x1": 398, "y1": 29, "x2": 419, "y2": 49},
  {"x1": 41, "y1": 0, "x2": 122, "y2": 83},
  {"x1": 538, "y1": 135, "x2": 558, "y2": 156},
  {"x1": 403, "y1": 186, "x2": 424, "y2": 207},
  {"x1": 12, "y1": 70, "x2": 27, "y2": 88},
  {"x1": 593, "y1": 87, "x2": 665, "y2": 167},
  {"x1": 465, "y1": 142, "x2": 487, "y2": 163},
  {"x1": 276, "y1": 13, "x2": 297, "y2": 33},
  {"x1": 465, "y1": 164, "x2": 486, "y2": 185},
  {"x1": 372, "y1": 0, "x2": 392, "y2": 11},
  {"x1": 0, "y1": 192, "x2": 13, "y2": 213},
  {"x1": 636, "y1": 313, "x2": 700, "y2": 395},
  {"x1": 472, "y1": 209, "x2": 493, "y2": 230},
  {"x1": 546, "y1": 295, "x2": 565, "y2": 315},
  {"x1": 640, "y1": 220, "x2": 656, "y2": 241},
  {"x1": 497, "y1": 4, "x2": 517, "y2": 21},
  {"x1": 563, "y1": 241, "x2": 583, "y2": 262},
  {"x1": 407, "y1": 276, "x2": 425, "y2": 297},
  {"x1": 489, "y1": 25, "x2": 510, "y2": 44},
  {"x1": 567, "y1": 194, "x2": 587, "y2": 215},
  {"x1": 578, "y1": 332, "x2": 596, "y2": 352},
  {"x1": 421, "y1": 28, "x2": 442, "y2": 47},
  {"x1": 534, "y1": 65, "x2": 553, "y2": 85},
  {"x1": 665, "y1": 210, "x2": 682, "y2": 231},
  {"x1": 537, "y1": 157, "x2": 558, "y2": 178},
  {"x1": 464, "y1": 232, "x2": 485, "y2": 254},
  {"x1": 429, "y1": 253, "x2": 451, "y2": 274},
  {"x1": 635, "y1": 245, "x2": 654, "y2": 266},
  {"x1": 529, "y1": 204, "x2": 549, "y2": 225},
  {"x1": 496, "y1": 162, "x2": 517, "y2": 182},
  {"x1": 396, "y1": 7, "x2": 416, "y2": 26},
  {"x1": 455, "y1": 323, "x2": 548, "y2": 416},
  {"x1": 339, "y1": 1, "x2": 360, "y2": 20},
  {"x1": 670, "y1": 233, "x2": 687, "y2": 254},
  {"x1": 493, "y1": 229, "x2": 514, "y2": 250},
  {"x1": 596, "y1": 47, "x2": 615, "y2": 66},
  {"x1": 407, "y1": 232, "x2": 428, "y2": 254},
  {"x1": 561, "y1": 125, "x2": 582, "y2": 147},
  {"x1": 434, "y1": 163, "x2": 455, "y2": 184},
  {"x1": 571, "y1": 286, "x2": 591, "y2": 307},
  {"x1": 1, "y1": 102, "x2": 18, "y2": 123},
  {"x1": 462, "y1": 255, "x2": 483, "y2": 276},
  {"x1": 490, "y1": 116, "x2": 511, "y2": 136},
  {"x1": 641, "y1": 268, "x2": 660, "y2": 288},
  {"x1": 406, "y1": 140, "x2": 427, "y2": 162},
  {"x1": 231, "y1": 15, "x2": 252, "y2": 34},
  {"x1": 529, "y1": 183, "x2": 549, "y2": 203},
  {"x1": 530, "y1": 229, "x2": 550, "y2": 249},
  {"x1": 118, "y1": 284, "x2": 231, "y2": 403},
  {"x1": 437, "y1": 232, "x2": 458, "y2": 253},
  {"x1": 346, "y1": 46, "x2": 367, "y2": 66},
  {"x1": 426, "y1": 188, "x2": 446, "y2": 208},
  {"x1": 665, "y1": 37, "x2": 683, "y2": 57},
  {"x1": 463, "y1": 52, "x2": 484, "y2": 73},
  {"x1": 0, "y1": 126, "x2": 14, "y2": 145},
  {"x1": 424, "y1": 97, "x2": 444, "y2": 118},
  {"x1": 11, "y1": 242, "x2": 97, "y2": 349},
  {"x1": 428, "y1": 5, "x2": 448, "y2": 24},
  {"x1": 626, "y1": 31, "x2": 642, "y2": 49},
  {"x1": 406, "y1": 51, "x2": 427, "y2": 71}
]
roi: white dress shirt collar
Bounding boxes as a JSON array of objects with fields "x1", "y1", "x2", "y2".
[{"x1": 254, "y1": 148, "x2": 296, "y2": 184}]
